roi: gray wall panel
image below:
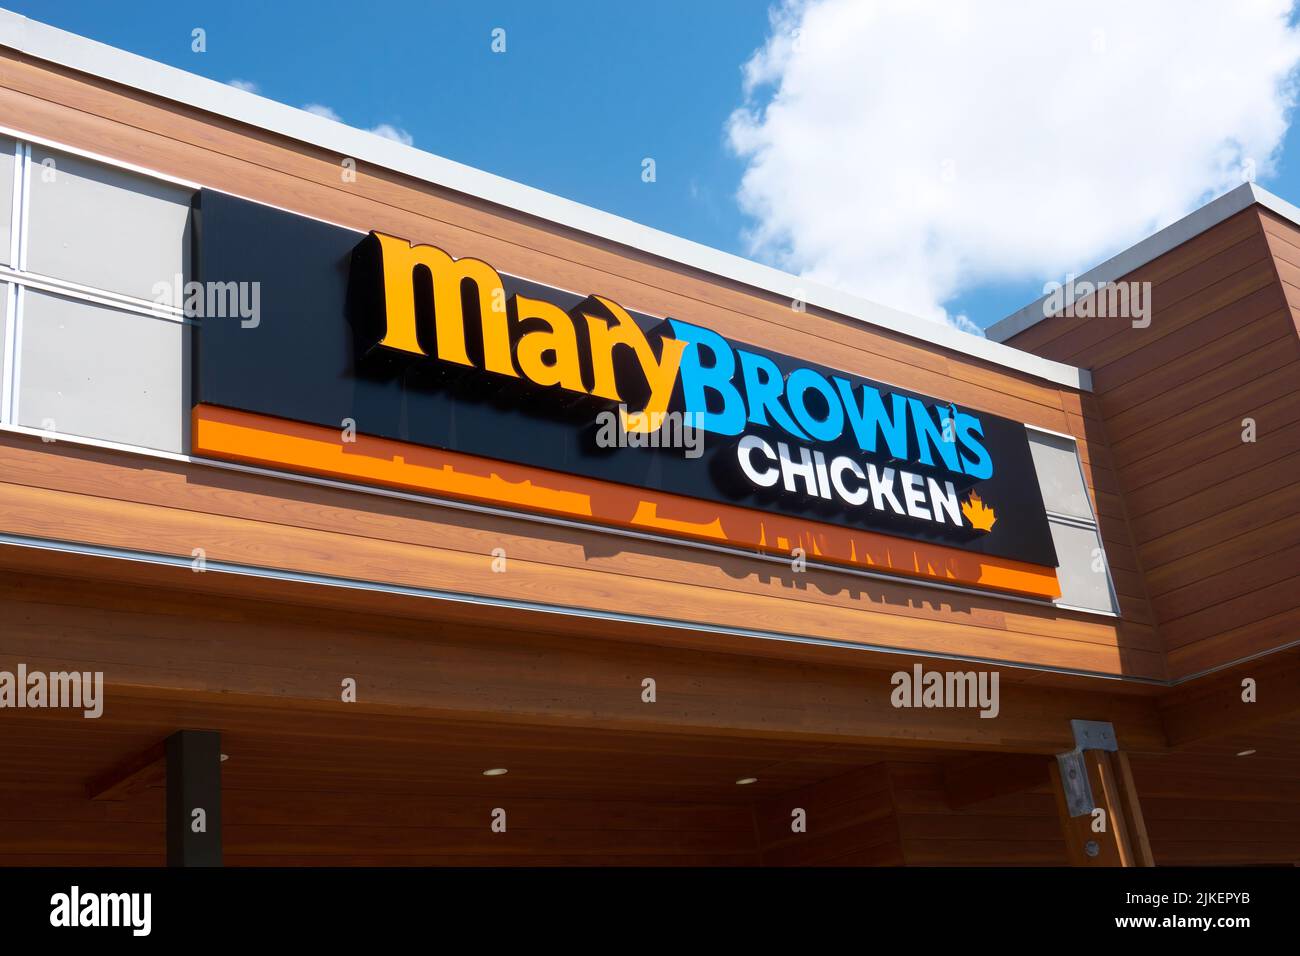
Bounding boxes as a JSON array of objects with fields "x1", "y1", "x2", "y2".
[
  {"x1": 0, "y1": 282, "x2": 8, "y2": 386},
  {"x1": 1049, "y1": 520, "x2": 1119, "y2": 615},
  {"x1": 0, "y1": 137, "x2": 14, "y2": 266},
  {"x1": 26, "y1": 145, "x2": 192, "y2": 301},
  {"x1": 1028, "y1": 429, "x2": 1094, "y2": 521},
  {"x1": 18, "y1": 290, "x2": 188, "y2": 452}
]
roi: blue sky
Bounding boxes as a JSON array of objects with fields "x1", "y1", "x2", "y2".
[{"x1": 17, "y1": 0, "x2": 1300, "y2": 331}]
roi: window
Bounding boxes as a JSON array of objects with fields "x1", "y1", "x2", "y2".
[
  {"x1": 1027, "y1": 427, "x2": 1119, "y2": 615},
  {"x1": 0, "y1": 141, "x2": 194, "y2": 453}
]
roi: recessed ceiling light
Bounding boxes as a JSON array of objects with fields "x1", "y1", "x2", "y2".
[
  {"x1": 1236, "y1": 749, "x2": 1256, "y2": 757},
  {"x1": 736, "y1": 776, "x2": 758, "y2": 785},
  {"x1": 482, "y1": 768, "x2": 509, "y2": 776}
]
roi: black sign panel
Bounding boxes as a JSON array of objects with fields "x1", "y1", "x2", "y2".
[{"x1": 194, "y1": 190, "x2": 1057, "y2": 568}]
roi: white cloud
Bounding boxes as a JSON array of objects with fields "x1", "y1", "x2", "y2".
[
  {"x1": 303, "y1": 104, "x2": 413, "y2": 146},
  {"x1": 369, "y1": 123, "x2": 414, "y2": 146},
  {"x1": 227, "y1": 78, "x2": 258, "y2": 93},
  {"x1": 728, "y1": 0, "x2": 1300, "y2": 329},
  {"x1": 302, "y1": 102, "x2": 344, "y2": 123}
]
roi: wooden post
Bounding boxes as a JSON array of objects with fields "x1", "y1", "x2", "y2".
[
  {"x1": 1051, "y1": 749, "x2": 1153, "y2": 866},
  {"x1": 1109, "y1": 751, "x2": 1155, "y2": 867}
]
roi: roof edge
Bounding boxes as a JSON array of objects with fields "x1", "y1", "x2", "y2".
[
  {"x1": 0, "y1": 9, "x2": 1091, "y2": 392},
  {"x1": 987, "y1": 182, "x2": 1294, "y2": 343}
]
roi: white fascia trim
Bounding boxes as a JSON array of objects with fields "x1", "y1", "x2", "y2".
[
  {"x1": 987, "y1": 182, "x2": 1294, "y2": 343},
  {"x1": 0, "y1": 9, "x2": 1091, "y2": 392},
  {"x1": 1253, "y1": 181, "x2": 1300, "y2": 230}
]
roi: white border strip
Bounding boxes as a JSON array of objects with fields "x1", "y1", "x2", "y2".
[
  {"x1": 0, "y1": 135, "x2": 21, "y2": 423},
  {"x1": 4, "y1": 134, "x2": 19, "y2": 264},
  {"x1": 988, "y1": 182, "x2": 1291, "y2": 342},
  {"x1": 16, "y1": 139, "x2": 28, "y2": 272},
  {"x1": 0, "y1": 9, "x2": 1092, "y2": 391},
  {"x1": 0, "y1": 266, "x2": 186, "y2": 321}
]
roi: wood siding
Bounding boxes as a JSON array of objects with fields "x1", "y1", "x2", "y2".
[
  {"x1": 1005, "y1": 208, "x2": 1300, "y2": 678},
  {"x1": 0, "y1": 569, "x2": 1170, "y2": 754},
  {"x1": 0, "y1": 50, "x2": 1160, "y2": 680},
  {"x1": 0, "y1": 561, "x2": 1289, "y2": 867},
  {"x1": 755, "y1": 764, "x2": 904, "y2": 866},
  {"x1": 1129, "y1": 714, "x2": 1300, "y2": 866},
  {"x1": 890, "y1": 762, "x2": 1068, "y2": 866}
]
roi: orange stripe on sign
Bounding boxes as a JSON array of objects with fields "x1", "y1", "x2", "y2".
[{"x1": 191, "y1": 404, "x2": 1061, "y2": 600}]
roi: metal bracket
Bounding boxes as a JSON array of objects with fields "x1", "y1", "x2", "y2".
[{"x1": 1055, "y1": 720, "x2": 1119, "y2": 818}]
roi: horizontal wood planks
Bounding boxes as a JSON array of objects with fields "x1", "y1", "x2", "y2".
[
  {"x1": 0, "y1": 687, "x2": 887, "y2": 867},
  {"x1": 754, "y1": 763, "x2": 903, "y2": 866},
  {"x1": 0, "y1": 432, "x2": 1164, "y2": 679},
  {"x1": 1128, "y1": 719, "x2": 1300, "y2": 866},
  {"x1": 0, "y1": 710, "x2": 771, "y2": 865},
  {"x1": 0, "y1": 571, "x2": 1169, "y2": 752},
  {"x1": 1005, "y1": 208, "x2": 1300, "y2": 678},
  {"x1": 889, "y1": 762, "x2": 1068, "y2": 865},
  {"x1": 0, "y1": 49, "x2": 1163, "y2": 680},
  {"x1": 0, "y1": 646, "x2": 1292, "y2": 865}
]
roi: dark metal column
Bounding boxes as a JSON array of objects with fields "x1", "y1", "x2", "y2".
[{"x1": 166, "y1": 730, "x2": 222, "y2": 867}]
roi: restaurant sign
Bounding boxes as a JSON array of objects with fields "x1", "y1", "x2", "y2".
[{"x1": 192, "y1": 191, "x2": 1059, "y2": 597}]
